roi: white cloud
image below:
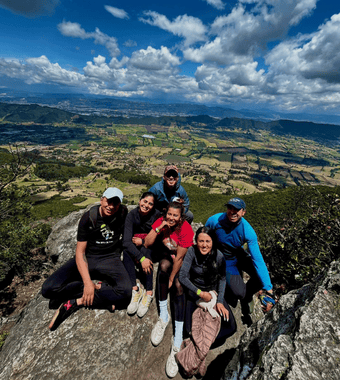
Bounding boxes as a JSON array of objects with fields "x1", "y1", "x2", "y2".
[
  {"x1": 58, "y1": 21, "x2": 120, "y2": 57},
  {"x1": 104, "y1": 5, "x2": 129, "y2": 20},
  {"x1": 58, "y1": 21, "x2": 87, "y2": 38},
  {"x1": 185, "y1": 0, "x2": 318, "y2": 65},
  {"x1": 266, "y1": 13, "x2": 340, "y2": 83},
  {"x1": 0, "y1": 56, "x2": 85, "y2": 87},
  {"x1": 203, "y1": 0, "x2": 225, "y2": 10},
  {"x1": 129, "y1": 46, "x2": 180, "y2": 71},
  {"x1": 124, "y1": 40, "x2": 137, "y2": 48},
  {"x1": 0, "y1": 0, "x2": 59, "y2": 16},
  {"x1": 140, "y1": 11, "x2": 207, "y2": 46}
]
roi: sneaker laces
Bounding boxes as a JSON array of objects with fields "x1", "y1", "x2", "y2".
[
  {"x1": 141, "y1": 293, "x2": 152, "y2": 307},
  {"x1": 132, "y1": 288, "x2": 142, "y2": 302}
]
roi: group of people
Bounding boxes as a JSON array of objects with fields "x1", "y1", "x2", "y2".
[{"x1": 42, "y1": 165, "x2": 276, "y2": 378}]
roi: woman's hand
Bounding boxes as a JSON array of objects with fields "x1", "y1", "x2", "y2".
[
  {"x1": 141, "y1": 258, "x2": 153, "y2": 274},
  {"x1": 216, "y1": 303, "x2": 229, "y2": 321},
  {"x1": 159, "y1": 219, "x2": 170, "y2": 231},
  {"x1": 200, "y1": 291, "x2": 212, "y2": 302},
  {"x1": 132, "y1": 237, "x2": 143, "y2": 246}
]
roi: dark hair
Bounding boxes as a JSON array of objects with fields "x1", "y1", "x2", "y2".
[
  {"x1": 195, "y1": 226, "x2": 225, "y2": 287},
  {"x1": 140, "y1": 191, "x2": 156, "y2": 201},
  {"x1": 138, "y1": 192, "x2": 156, "y2": 215},
  {"x1": 162, "y1": 198, "x2": 185, "y2": 229}
]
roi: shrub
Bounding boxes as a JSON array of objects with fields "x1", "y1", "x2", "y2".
[{"x1": 261, "y1": 191, "x2": 340, "y2": 292}]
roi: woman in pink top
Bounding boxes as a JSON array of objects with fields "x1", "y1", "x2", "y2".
[{"x1": 145, "y1": 199, "x2": 194, "y2": 378}]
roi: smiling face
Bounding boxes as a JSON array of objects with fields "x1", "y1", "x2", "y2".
[
  {"x1": 163, "y1": 170, "x2": 179, "y2": 189},
  {"x1": 196, "y1": 232, "x2": 213, "y2": 255},
  {"x1": 226, "y1": 205, "x2": 246, "y2": 223},
  {"x1": 165, "y1": 207, "x2": 181, "y2": 227},
  {"x1": 100, "y1": 197, "x2": 121, "y2": 217},
  {"x1": 139, "y1": 195, "x2": 154, "y2": 215}
]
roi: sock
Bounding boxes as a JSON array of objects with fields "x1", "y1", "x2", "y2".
[
  {"x1": 174, "y1": 321, "x2": 184, "y2": 349},
  {"x1": 159, "y1": 300, "x2": 168, "y2": 322}
]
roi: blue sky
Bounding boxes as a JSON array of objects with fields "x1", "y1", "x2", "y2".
[{"x1": 1, "y1": 0, "x2": 340, "y2": 115}]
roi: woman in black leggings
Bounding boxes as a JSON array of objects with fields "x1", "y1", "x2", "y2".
[
  {"x1": 144, "y1": 199, "x2": 194, "y2": 378},
  {"x1": 123, "y1": 192, "x2": 161, "y2": 317},
  {"x1": 179, "y1": 226, "x2": 237, "y2": 347}
]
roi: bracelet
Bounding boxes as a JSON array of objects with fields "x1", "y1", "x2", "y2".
[
  {"x1": 196, "y1": 289, "x2": 202, "y2": 296},
  {"x1": 155, "y1": 227, "x2": 161, "y2": 234},
  {"x1": 140, "y1": 256, "x2": 146, "y2": 263}
]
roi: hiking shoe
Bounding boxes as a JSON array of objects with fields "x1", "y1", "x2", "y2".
[
  {"x1": 49, "y1": 298, "x2": 62, "y2": 310},
  {"x1": 49, "y1": 299, "x2": 79, "y2": 331},
  {"x1": 127, "y1": 287, "x2": 143, "y2": 315},
  {"x1": 137, "y1": 291, "x2": 153, "y2": 318},
  {"x1": 241, "y1": 298, "x2": 254, "y2": 316},
  {"x1": 166, "y1": 339, "x2": 180, "y2": 378},
  {"x1": 151, "y1": 314, "x2": 169, "y2": 346}
]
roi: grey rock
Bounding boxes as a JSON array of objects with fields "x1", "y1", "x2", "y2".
[
  {"x1": 223, "y1": 261, "x2": 340, "y2": 380},
  {"x1": 0, "y1": 207, "x2": 251, "y2": 380}
]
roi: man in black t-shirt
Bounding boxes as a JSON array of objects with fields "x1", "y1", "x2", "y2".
[{"x1": 42, "y1": 187, "x2": 132, "y2": 331}]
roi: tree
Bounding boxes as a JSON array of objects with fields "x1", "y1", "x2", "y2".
[{"x1": 0, "y1": 146, "x2": 51, "y2": 285}]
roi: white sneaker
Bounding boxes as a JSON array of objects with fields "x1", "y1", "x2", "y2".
[
  {"x1": 137, "y1": 291, "x2": 153, "y2": 318},
  {"x1": 150, "y1": 314, "x2": 169, "y2": 346},
  {"x1": 166, "y1": 339, "x2": 180, "y2": 378},
  {"x1": 127, "y1": 287, "x2": 143, "y2": 315}
]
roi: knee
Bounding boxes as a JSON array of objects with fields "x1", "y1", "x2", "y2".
[
  {"x1": 185, "y1": 211, "x2": 194, "y2": 224},
  {"x1": 232, "y1": 286, "x2": 247, "y2": 300},
  {"x1": 159, "y1": 260, "x2": 171, "y2": 274},
  {"x1": 41, "y1": 279, "x2": 53, "y2": 299},
  {"x1": 117, "y1": 278, "x2": 132, "y2": 298},
  {"x1": 174, "y1": 279, "x2": 183, "y2": 296}
]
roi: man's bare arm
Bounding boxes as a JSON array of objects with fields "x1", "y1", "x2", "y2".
[{"x1": 75, "y1": 241, "x2": 97, "y2": 306}]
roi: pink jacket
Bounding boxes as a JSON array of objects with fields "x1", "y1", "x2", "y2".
[{"x1": 176, "y1": 304, "x2": 221, "y2": 377}]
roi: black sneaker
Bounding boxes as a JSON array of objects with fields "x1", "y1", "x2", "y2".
[
  {"x1": 49, "y1": 298, "x2": 62, "y2": 310},
  {"x1": 49, "y1": 299, "x2": 80, "y2": 331}
]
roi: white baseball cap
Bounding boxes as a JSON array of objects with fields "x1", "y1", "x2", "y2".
[{"x1": 102, "y1": 187, "x2": 123, "y2": 202}]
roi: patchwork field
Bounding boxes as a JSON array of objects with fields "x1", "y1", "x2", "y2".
[{"x1": 1, "y1": 117, "x2": 340, "y2": 210}]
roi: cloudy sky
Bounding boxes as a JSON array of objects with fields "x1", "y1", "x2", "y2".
[{"x1": 1, "y1": 0, "x2": 340, "y2": 114}]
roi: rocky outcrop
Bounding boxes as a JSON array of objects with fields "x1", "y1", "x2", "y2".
[
  {"x1": 0, "y1": 207, "x2": 248, "y2": 380},
  {"x1": 2, "y1": 206, "x2": 339, "y2": 380},
  {"x1": 223, "y1": 260, "x2": 340, "y2": 380}
]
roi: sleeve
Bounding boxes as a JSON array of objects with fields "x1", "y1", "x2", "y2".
[
  {"x1": 123, "y1": 210, "x2": 143, "y2": 261},
  {"x1": 244, "y1": 221, "x2": 272, "y2": 290},
  {"x1": 177, "y1": 222, "x2": 194, "y2": 248},
  {"x1": 216, "y1": 252, "x2": 227, "y2": 304},
  {"x1": 149, "y1": 183, "x2": 161, "y2": 198},
  {"x1": 77, "y1": 211, "x2": 90, "y2": 242},
  {"x1": 205, "y1": 214, "x2": 220, "y2": 229},
  {"x1": 178, "y1": 186, "x2": 190, "y2": 212},
  {"x1": 151, "y1": 217, "x2": 163, "y2": 231},
  {"x1": 178, "y1": 247, "x2": 198, "y2": 294}
]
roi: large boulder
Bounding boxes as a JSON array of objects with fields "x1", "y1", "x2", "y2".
[
  {"x1": 0, "y1": 207, "x2": 250, "y2": 380},
  {"x1": 223, "y1": 260, "x2": 340, "y2": 380}
]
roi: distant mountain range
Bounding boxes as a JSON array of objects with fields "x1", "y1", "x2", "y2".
[
  {"x1": 1, "y1": 100, "x2": 340, "y2": 148},
  {"x1": 1, "y1": 91, "x2": 340, "y2": 126}
]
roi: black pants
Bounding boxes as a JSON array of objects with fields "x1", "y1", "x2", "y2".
[
  {"x1": 225, "y1": 251, "x2": 263, "y2": 309},
  {"x1": 42, "y1": 255, "x2": 132, "y2": 309},
  {"x1": 123, "y1": 246, "x2": 153, "y2": 291},
  {"x1": 157, "y1": 256, "x2": 185, "y2": 322},
  {"x1": 185, "y1": 289, "x2": 237, "y2": 347}
]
